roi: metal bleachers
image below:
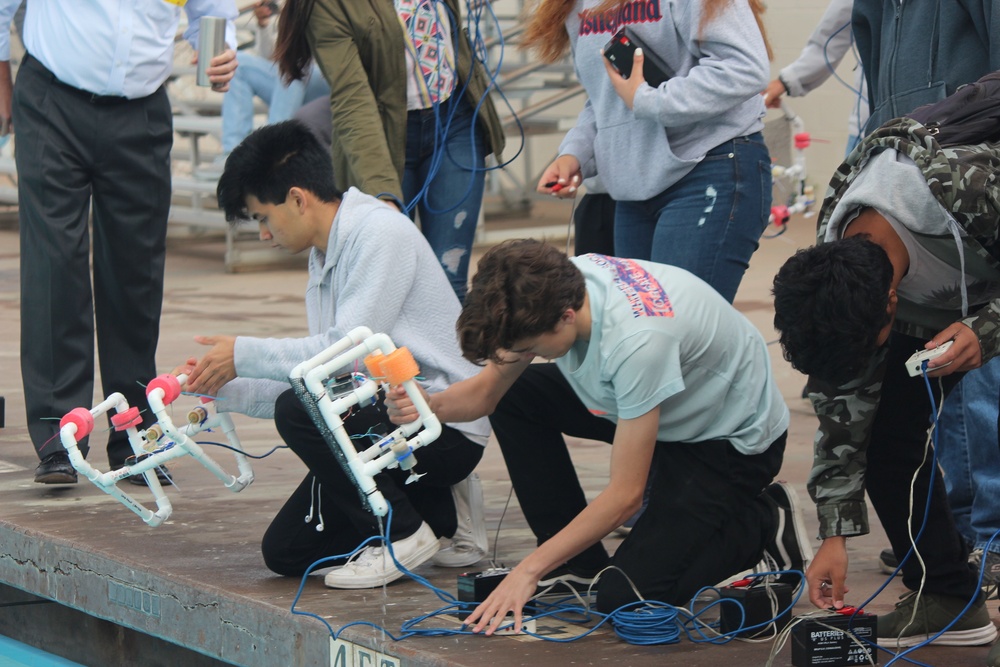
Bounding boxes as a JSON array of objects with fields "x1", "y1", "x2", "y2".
[
  {"x1": 0, "y1": 155, "x2": 18, "y2": 205},
  {"x1": 0, "y1": 7, "x2": 587, "y2": 269}
]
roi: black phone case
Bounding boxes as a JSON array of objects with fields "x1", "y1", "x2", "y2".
[{"x1": 603, "y1": 27, "x2": 674, "y2": 88}]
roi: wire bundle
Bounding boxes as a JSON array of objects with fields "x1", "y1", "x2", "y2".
[{"x1": 609, "y1": 603, "x2": 682, "y2": 645}]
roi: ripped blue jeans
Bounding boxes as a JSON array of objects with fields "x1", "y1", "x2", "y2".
[
  {"x1": 613, "y1": 132, "x2": 771, "y2": 303},
  {"x1": 402, "y1": 97, "x2": 487, "y2": 302}
]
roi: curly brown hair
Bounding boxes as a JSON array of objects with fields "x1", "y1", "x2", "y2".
[
  {"x1": 458, "y1": 240, "x2": 586, "y2": 364},
  {"x1": 521, "y1": 0, "x2": 772, "y2": 64}
]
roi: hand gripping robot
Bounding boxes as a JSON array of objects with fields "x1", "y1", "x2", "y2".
[
  {"x1": 288, "y1": 326, "x2": 442, "y2": 517},
  {"x1": 58, "y1": 375, "x2": 254, "y2": 527}
]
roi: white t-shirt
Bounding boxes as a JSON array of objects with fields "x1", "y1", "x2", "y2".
[{"x1": 556, "y1": 255, "x2": 788, "y2": 454}]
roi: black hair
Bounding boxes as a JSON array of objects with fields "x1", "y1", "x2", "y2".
[
  {"x1": 274, "y1": 0, "x2": 317, "y2": 84},
  {"x1": 216, "y1": 120, "x2": 342, "y2": 225},
  {"x1": 772, "y1": 236, "x2": 894, "y2": 385}
]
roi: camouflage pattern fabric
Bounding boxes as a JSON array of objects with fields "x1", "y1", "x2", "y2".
[
  {"x1": 818, "y1": 118, "x2": 1000, "y2": 345},
  {"x1": 806, "y1": 348, "x2": 888, "y2": 537},
  {"x1": 808, "y1": 118, "x2": 1000, "y2": 538}
]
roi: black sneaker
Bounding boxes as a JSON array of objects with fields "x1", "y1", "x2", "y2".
[
  {"x1": 127, "y1": 464, "x2": 173, "y2": 487},
  {"x1": 762, "y1": 482, "x2": 814, "y2": 582},
  {"x1": 878, "y1": 589, "x2": 998, "y2": 648},
  {"x1": 970, "y1": 549, "x2": 1000, "y2": 595},
  {"x1": 112, "y1": 457, "x2": 174, "y2": 487},
  {"x1": 34, "y1": 451, "x2": 77, "y2": 484},
  {"x1": 536, "y1": 564, "x2": 602, "y2": 594},
  {"x1": 878, "y1": 547, "x2": 902, "y2": 576}
]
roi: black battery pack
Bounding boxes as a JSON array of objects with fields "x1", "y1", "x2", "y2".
[
  {"x1": 455, "y1": 569, "x2": 512, "y2": 621},
  {"x1": 791, "y1": 612, "x2": 879, "y2": 666},
  {"x1": 457, "y1": 569, "x2": 511, "y2": 604},
  {"x1": 718, "y1": 582, "x2": 794, "y2": 638}
]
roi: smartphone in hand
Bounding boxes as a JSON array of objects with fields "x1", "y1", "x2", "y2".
[{"x1": 603, "y1": 27, "x2": 674, "y2": 87}]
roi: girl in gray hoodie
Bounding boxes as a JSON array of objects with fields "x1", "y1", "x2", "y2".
[{"x1": 524, "y1": 0, "x2": 773, "y2": 302}]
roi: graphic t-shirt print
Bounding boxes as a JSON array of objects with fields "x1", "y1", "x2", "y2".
[
  {"x1": 588, "y1": 255, "x2": 674, "y2": 318},
  {"x1": 578, "y1": 0, "x2": 663, "y2": 36}
]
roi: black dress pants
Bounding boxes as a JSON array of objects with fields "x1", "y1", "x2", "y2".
[{"x1": 15, "y1": 54, "x2": 172, "y2": 465}]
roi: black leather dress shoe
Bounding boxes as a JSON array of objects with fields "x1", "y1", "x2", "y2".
[
  {"x1": 109, "y1": 456, "x2": 174, "y2": 487},
  {"x1": 126, "y1": 464, "x2": 173, "y2": 487},
  {"x1": 34, "y1": 452, "x2": 78, "y2": 484}
]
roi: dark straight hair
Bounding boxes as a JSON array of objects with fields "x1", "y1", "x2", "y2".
[{"x1": 274, "y1": 0, "x2": 318, "y2": 84}]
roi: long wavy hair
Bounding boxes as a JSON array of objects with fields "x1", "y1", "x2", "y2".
[
  {"x1": 274, "y1": 0, "x2": 318, "y2": 83},
  {"x1": 522, "y1": 0, "x2": 772, "y2": 64}
]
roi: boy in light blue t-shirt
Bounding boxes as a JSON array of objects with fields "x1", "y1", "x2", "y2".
[{"x1": 386, "y1": 239, "x2": 808, "y2": 636}]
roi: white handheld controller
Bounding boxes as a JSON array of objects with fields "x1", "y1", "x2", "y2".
[{"x1": 905, "y1": 340, "x2": 954, "y2": 377}]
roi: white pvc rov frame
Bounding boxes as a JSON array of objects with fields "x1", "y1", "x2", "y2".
[
  {"x1": 288, "y1": 326, "x2": 442, "y2": 517},
  {"x1": 58, "y1": 374, "x2": 255, "y2": 527},
  {"x1": 769, "y1": 100, "x2": 814, "y2": 226}
]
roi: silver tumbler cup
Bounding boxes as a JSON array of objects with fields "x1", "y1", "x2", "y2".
[{"x1": 196, "y1": 16, "x2": 226, "y2": 88}]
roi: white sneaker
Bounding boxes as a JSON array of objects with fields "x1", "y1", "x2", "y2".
[
  {"x1": 323, "y1": 522, "x2": 439, "y2": 589},
  {"x1": 433, "y1": 473, "x2": 488, "y2": 568}
]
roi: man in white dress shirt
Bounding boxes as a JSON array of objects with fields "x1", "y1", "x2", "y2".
[{"x1": 0, "y1": 0, "x2": 239, "y2": 484}]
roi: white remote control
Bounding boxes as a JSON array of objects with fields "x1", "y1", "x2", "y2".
[{"x1": 905, "y1": 340, "x2": 954, "y2": 377}]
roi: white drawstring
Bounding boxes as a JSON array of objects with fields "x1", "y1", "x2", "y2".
[{"x1": 945, "y1": 213, "x2": 970, "y2": 317}]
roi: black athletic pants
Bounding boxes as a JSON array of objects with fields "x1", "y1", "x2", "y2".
[
  {"x1": 870, "y1": 332, "x2": 979, "y2": 597},
  {"x1": 489, "y1": 363, "x2": 784, "y2": 613},
  {"x1": 260, "y1": 389, "x2": 484, "y2": 576}
]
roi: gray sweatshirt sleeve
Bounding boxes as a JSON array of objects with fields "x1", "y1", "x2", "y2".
[
  {"x1": 223, "y1": 203, "x2": 426, "y2": 411},
  {"x1": 558, "y1": 96, "x2": 599, "y2": 179},
  {"x1": 631, "y1": 0, "x2": 769, "y2": 128},
  {"x1": 215, "y1": 377, "x2": 287, "y2": 419},
  {"x1": 231, "y1": 329, "x2": 333, "y2": 386},
  {"x1": 779, "y1": 0, "x2": 855, "y2": 97},
  {"x1": 556, "y1": 31, "x2": 598, "y2": 178}
]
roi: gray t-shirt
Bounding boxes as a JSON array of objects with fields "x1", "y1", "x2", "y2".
[{"x1": 836, "y1": 149, "x2": 1000, "y2": 315}]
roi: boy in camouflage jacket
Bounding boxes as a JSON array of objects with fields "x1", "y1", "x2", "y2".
[{"x1": 773, "y1": 116, "x2": 1000, "y2": 648}]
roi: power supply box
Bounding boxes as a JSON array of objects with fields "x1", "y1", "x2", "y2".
[{"x1": 791, "y1": 611, "x2": 878, "y2": 666}]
